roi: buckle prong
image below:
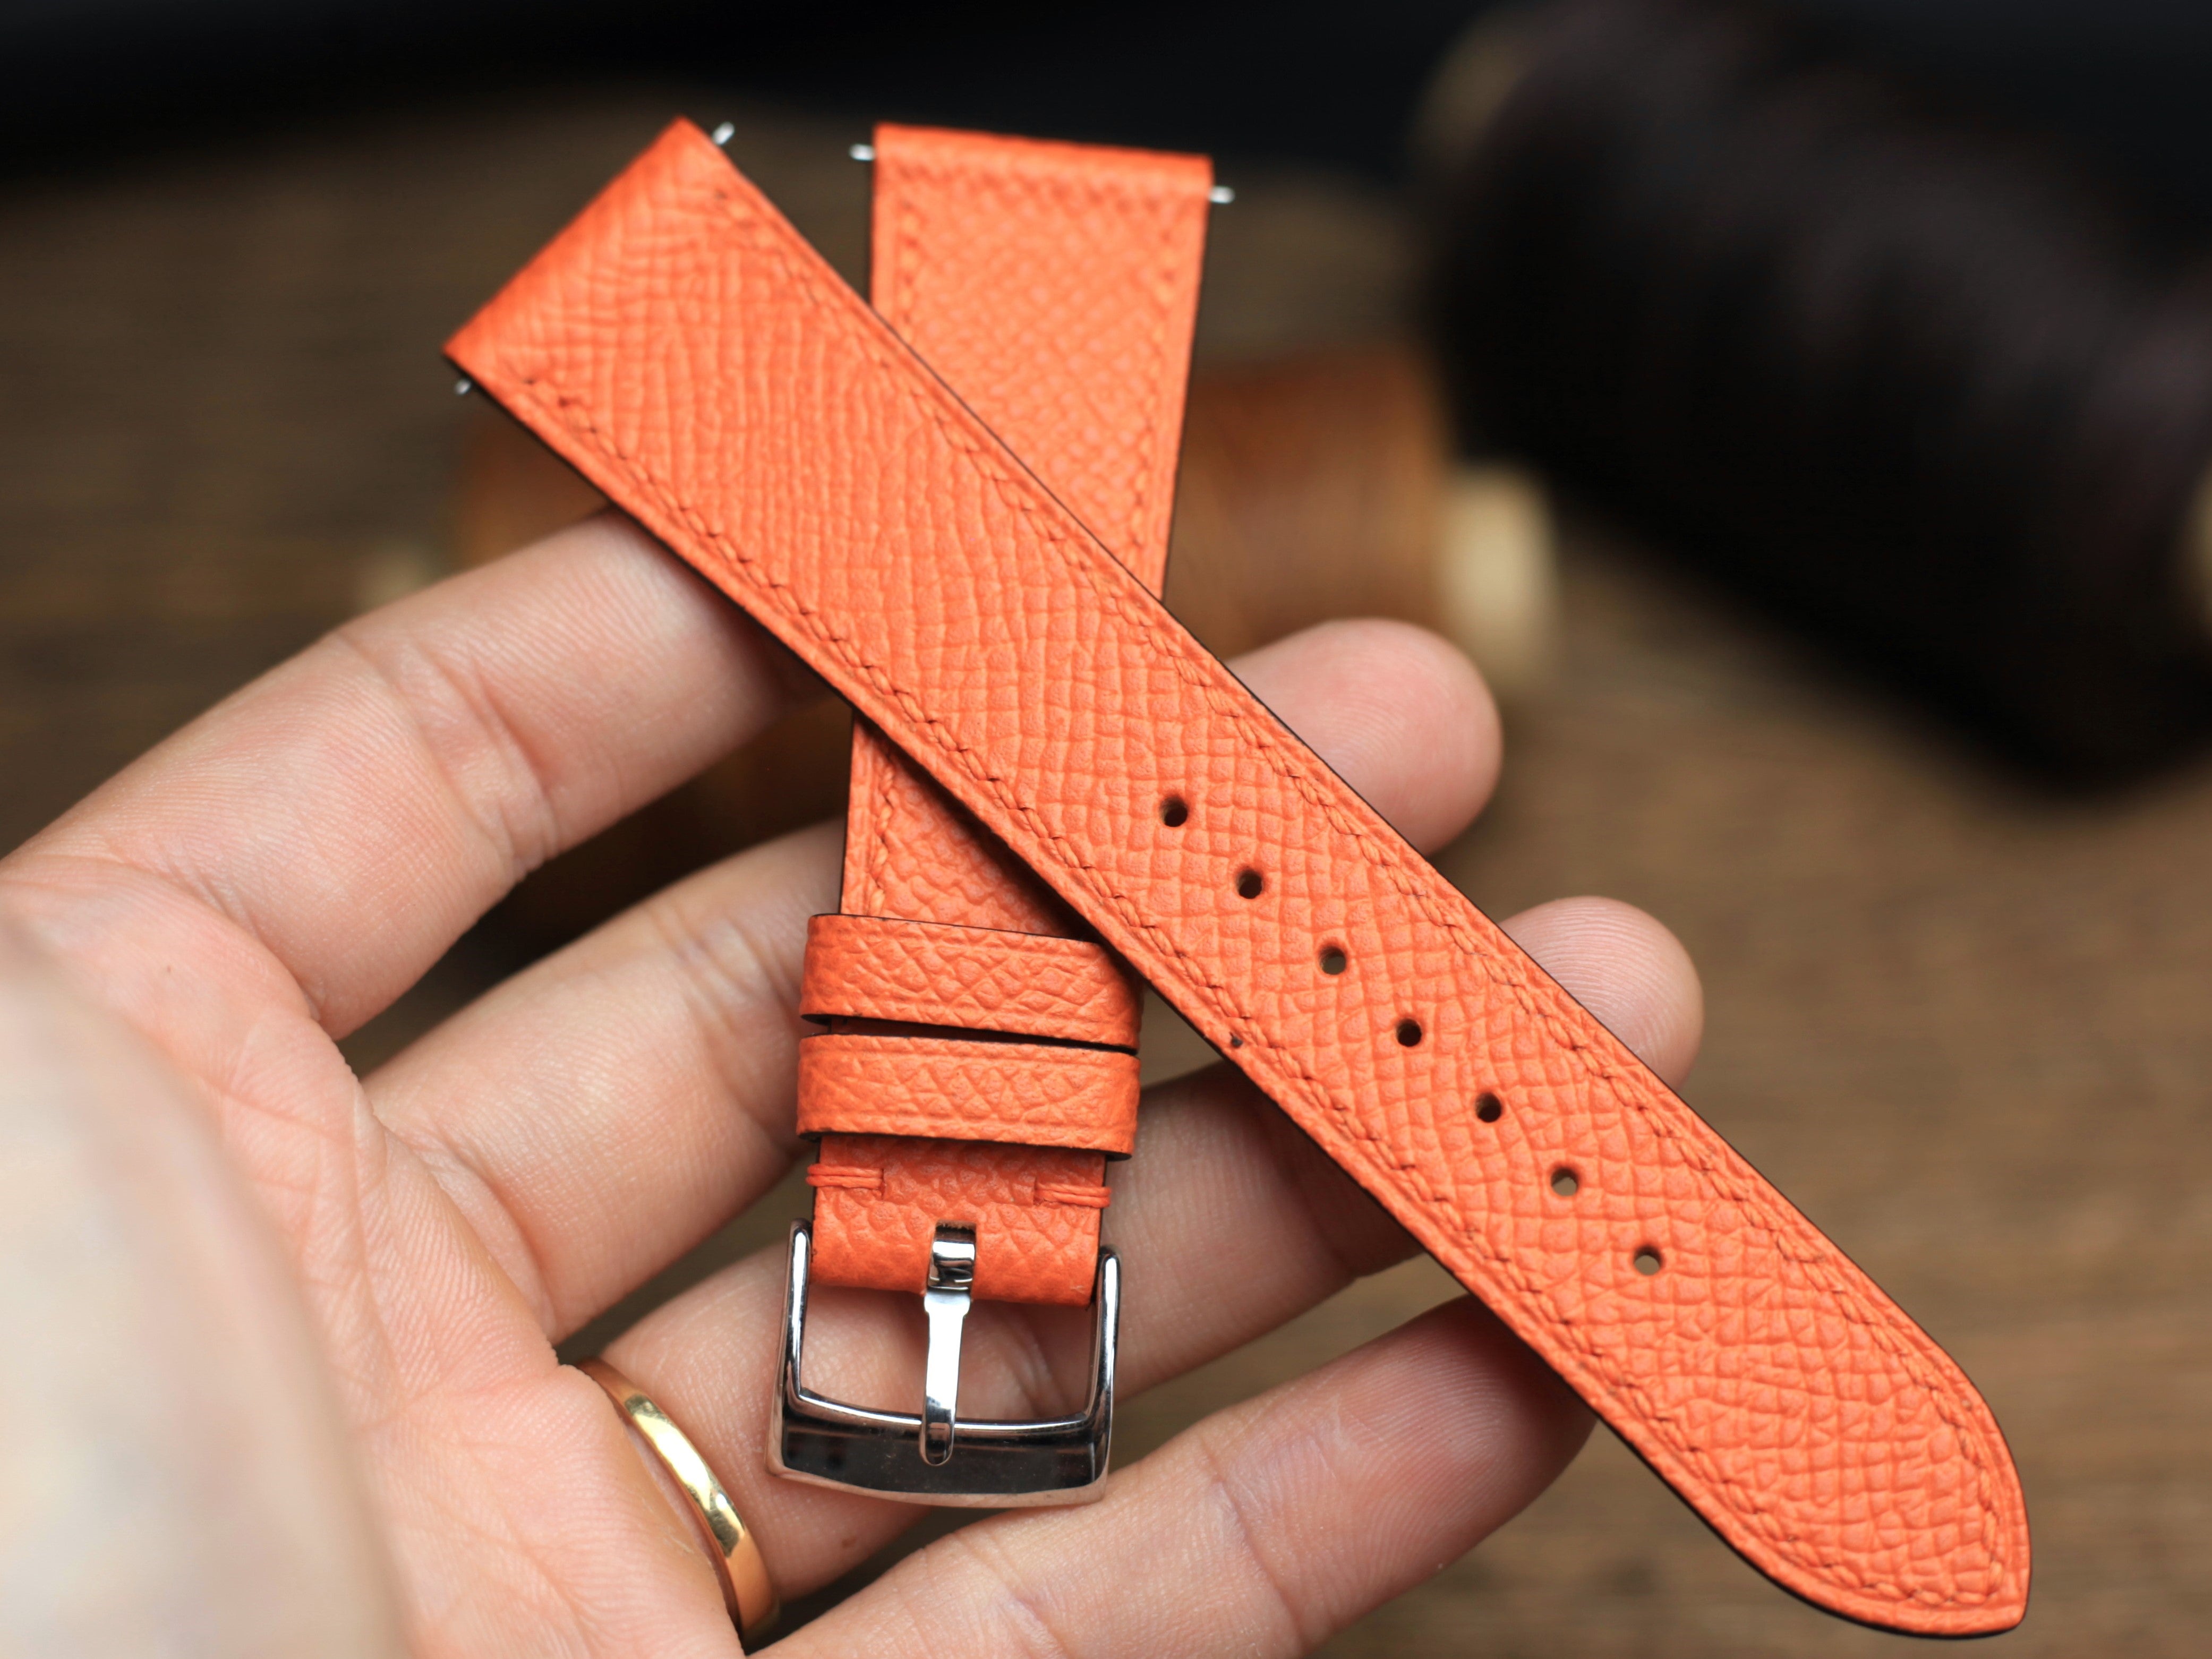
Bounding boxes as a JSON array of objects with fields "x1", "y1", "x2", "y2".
[
  {"x1": 768, "y1": 1220, "x2": 1118, "y2": 1506},
  {"x1": 919, "y1": 1226, "x2": 976, "y2": 1466}
]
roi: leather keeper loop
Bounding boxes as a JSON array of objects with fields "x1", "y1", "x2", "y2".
[
  {"x1": 796, "y1": 1032, "x2": 1140, "y2": 1154},
  {"x1": 801, "y1": 912, "x2": 1141, "y2": 1048}
]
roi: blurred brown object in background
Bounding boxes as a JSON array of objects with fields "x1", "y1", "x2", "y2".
[
  {"x1": 1427, "y1": 0, "x2": 2212, "y2": 782},
  {"x1": 1168, "y1": 345, "x2": 1443, "y2": 659},
  {"x1": 447, "y1": 341, "x2": 1554, "y2": 949},
  {"x1": 1170, "y1": 344, "x2": 1557, "y2": 695}
]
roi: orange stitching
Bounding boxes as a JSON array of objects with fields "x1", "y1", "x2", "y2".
[
  {"x1": 806, "y1": 1164, "x2": 882, "y2": 1191},
  {"x1": 882, "y1": 136, "x2": 1200, "y2": 577},
  {"x1": 1033, "y1": 1181, "x2": 1111, "y2": 1209}
]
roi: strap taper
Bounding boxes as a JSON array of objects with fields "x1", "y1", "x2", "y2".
[{"x1": 448, "y1": 120, "x2": 2030, "y2": 1634}]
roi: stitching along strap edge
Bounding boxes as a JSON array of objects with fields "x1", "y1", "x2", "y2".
[{"x1": 447, "y1": 121, "x2": 2030, "y2": 1636}]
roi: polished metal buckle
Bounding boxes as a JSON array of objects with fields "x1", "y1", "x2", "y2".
[{"x1": 768, "y1": 1219, "x2": 1118, "y2": 1506}]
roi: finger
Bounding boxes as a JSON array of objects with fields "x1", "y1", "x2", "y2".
[
  {"x1": 1500, "y1": 896, "x2": 1704, "y2": 1088},
  {"x1": 370, "y1": 620, "x2": 1503, "y2": 1336},
  {"x1": 373, "y1": 824, "x2": 839, "y2": 1336},
  {"x1": 781, "y1": 1297, "x2": 1590, "y2": 1659},
  {"x1": 0, "y1": 923, "x2": 405, "y2": 1658},
  {"x1": 4, "y1": 514, "x2": 814, "y2": 1038},
  {"x1": 1234, "y1": 618, "x2": 1502, "y2": 851},
  {"x1": 597, "y1": 889, "x2": 1702, "y2": 1596}
]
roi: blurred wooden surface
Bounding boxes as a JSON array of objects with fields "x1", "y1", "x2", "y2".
[{"x1": 3, "y1": 87, "x2": 2209, "y2": 1656}]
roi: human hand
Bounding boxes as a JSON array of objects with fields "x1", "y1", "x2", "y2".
[{"x1": 0, "y1": 513, "x2": 1701, "y2": 1656}]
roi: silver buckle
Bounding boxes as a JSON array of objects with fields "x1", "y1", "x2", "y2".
[{"x1": 768, "y1": 1219, "x2": 1118, "y2": 1507}]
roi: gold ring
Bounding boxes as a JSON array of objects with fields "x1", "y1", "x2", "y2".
[{"x1": 580, "y1": 1358, "x2": 779, "y2": 1643}]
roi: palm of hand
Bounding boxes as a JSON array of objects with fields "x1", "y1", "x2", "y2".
[{"x1": 0, "y1": 516, "x2": 1699, "y2": 1657}]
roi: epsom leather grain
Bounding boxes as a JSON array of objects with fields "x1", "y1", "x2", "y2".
[
  {"x1": 799, "y1": 913, "x2": 1142, "y2": 1049},
  {"x1": 796, "y1": 1032, "x2": 1142, "y2": 1152},
  {"x1": 449, "y1": 121, "x2": 2031, "y2": 1635},
  {"x1": 800, "y1": 124, "x2": 1210, "y2": 1306}
]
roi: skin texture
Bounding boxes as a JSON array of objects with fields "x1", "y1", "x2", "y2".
[{"x1": 0, "y1": 513, "x2": 1702, "y2": 1657}]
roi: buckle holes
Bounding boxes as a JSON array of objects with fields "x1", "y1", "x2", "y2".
[
  {"x1": 1633, "y1": 1247, "x2": 1664, "y2": 1277},
  {"x1": 1236, "y1": 868, "x2": 1265, "y2": 900},
  {"x1": 1319, "y1": 945, "x2": 1348, "y2": 976},
  {"x1": 1160, "y1": 795, "x2": 1189, "y2": 827},
  {"x1": 1475, "y1": 1092, "x2": 1503, "y2": 1123},
  {"x1": 1395, "y1": 1018, "x2": 1423, "y2": 1047},
  {"x1": 1550, "y1": 1168, "x2": 1579, "y2": 1198}
]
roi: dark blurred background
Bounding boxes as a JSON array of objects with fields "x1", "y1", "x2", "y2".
[
  {"x1": 16, "y1": 2, "x2": 2212, "y2": 202},
  {"x1": 6, "y1": 2, "x2": 2212, "y2": 1653}
]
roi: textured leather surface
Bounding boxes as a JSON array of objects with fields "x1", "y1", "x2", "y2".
[
  {"x1": 809, "y1": 124, "x2": 1211, "y2": 1305},
  {"x1": 809, "y1": 1133, "x2": 1111, "y2": 1304},
  {"x1": 867, "y1": 123, "x2": 1193, "y2": 595},
  {"x1": 447, "y1": 122, "x2": 2031, "y2": 1635},
  {"x1": 800, "y1": 913, "x2": 1142, "y2": 1048},
  {"x1": 843, "y1": 717, "x2": 1070, "y2": 936},
  {"x1": 796, "y1": 1031, "x2": 1141, "y2": 1152}
]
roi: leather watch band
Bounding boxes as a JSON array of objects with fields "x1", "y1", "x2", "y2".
[
  {"x1": 448, "y1": 121, "x2": 2030, "y2": 1635},
  {"x1": 803, "y1": 124, "x2": 1209, "y2": 1307}
]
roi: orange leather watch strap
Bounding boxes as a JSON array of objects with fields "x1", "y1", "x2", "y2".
[
  {"x1": 448, "y1": 122, "x2": 2030, "y2": 1634},
  {"x1": 867, "y1": 123, "x2": 1192, "y2": 596},
  {"x1": 803, "y1": 124, "x2": 1209, "y2": 1307}
]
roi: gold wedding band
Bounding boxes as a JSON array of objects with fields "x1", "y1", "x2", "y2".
[{"x1": 580, "y1": 1358, "x2": 779, "y2": 1643}]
